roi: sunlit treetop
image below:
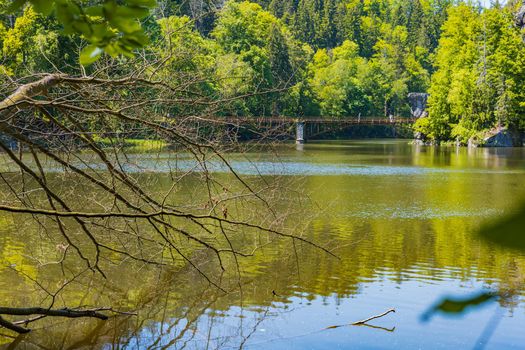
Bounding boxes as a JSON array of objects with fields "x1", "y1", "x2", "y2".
[{"x1": 5, "y1": 0, "x2": 156, "y2": 65}]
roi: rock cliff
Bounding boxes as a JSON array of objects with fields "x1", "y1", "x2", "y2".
[
  {"x1": 517, "y1": 1, "x2": 525, "y2": 30},
  {"x1": 407, "y1": 93, "x2": 429, "y2": 119}
]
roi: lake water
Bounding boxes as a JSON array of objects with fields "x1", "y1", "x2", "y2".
[{"x1": 1, "y1": 140, "x2": 525, "y2": 349}]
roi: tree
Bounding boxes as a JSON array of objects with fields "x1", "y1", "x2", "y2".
[
  {"x1": 307, "y1": 40, "x2": 367, "y2": 117},
  {"x1": 212, "y1": 1, "x2": 306, "y2": 115},
  {"x1": 419, "y1": 3, "x2": 525, "y2": 143},
  {"x1": 1, "y1": 6, "x2": 61, "y2": 73}
]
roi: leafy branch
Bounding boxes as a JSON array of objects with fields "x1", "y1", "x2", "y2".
[{"x1": 6, "y1": 0, "x2": 156, "y2": 65}]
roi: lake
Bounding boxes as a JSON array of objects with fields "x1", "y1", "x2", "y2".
[{"x1": 1, "y1": 140, "x2": 525, "y2": 349}]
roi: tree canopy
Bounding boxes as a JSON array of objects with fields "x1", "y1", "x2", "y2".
[
  {"x1": 1, "y1": 0, "x2": 524, "y2": 134},
  {"x1": 415, "y1": 2, "x2": 525, "y2": 144}
]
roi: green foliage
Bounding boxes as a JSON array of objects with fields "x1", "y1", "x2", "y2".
[
  {"x1": 245, "y1": 0, "x2": 443, "y2": 117},
  {"x1": 421, "y1": 3, "x2": 525, "y2": 143},
  {"x1": 307, "y1": 41, "x2": 366, "y2": 116},
  {"x1": 157, "y1": 15, "x2": 214, "y2": 72},
  {"x1": 0, "y1": 19, "x2": 5, "y2": 46},
  {"x1": 2, "y1": 0, "x2": 524, "y2": 123},
  {"x1": 413, "y1": 115, "x2": 431, "y2": 135},
  {"x1": 1, "y1": 7, "x2": 60, "y2": 72},
  {"x1": 212, "y1": 1, "x2": 307, "y2": 115},
  {"x1": 213, "y1": 1, "x2": 277, "y2": 54},
  {"x1": 2, "y1": 6, "x2": 38, "y2": 59},
  {"x1": 4, "y1": 0, "x2": 156, "y2": 65},
  {"x1": 93, "y1": 137, "x2": 168, "y2": 152},
  {"x1": 306, "y1": 19, "x2": 427, "y2": 118}
]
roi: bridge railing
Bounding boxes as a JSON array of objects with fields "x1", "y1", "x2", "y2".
[{"x1": 207, "y1": 116, "x2": 415, "y2": 124}]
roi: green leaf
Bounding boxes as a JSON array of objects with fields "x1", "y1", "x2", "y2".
[
  {"x1": 121, "y1": 32, "x2": 149, "y2": 47},
  {"x1": 478, "y1": 201, "x2": 525, "y2": 252},
  {"x1": 55, "y1": 1, "x2": 81, "y2": 34},
  {"x1": 102, "y1": 1, "x2": 118, "y2": 19},
  {"x1": 110, "y1": 16, "x2": 142, "y2": 33},
  {"x1": 115, "y1": 5, "x2": 150, "y2": 19},
  {"x1": 103, "y1": 42, "x2": 119, "y2": 57},
  {"x1": 30, "y1": 0, "x2": 54, "y2": 15},
  {"x1": 84, "y1": 6, "x2": 104, "y2": 17},
  {"x1": 80, "y1": 45, "x2": 103, "y2": 66},
  {"x1": 421, "y1": 292, "x2": 496, "y2": 322},
  {"x1": 127, "y1": 0, "x2": 157, "y2": 7},
  {"x1": 7, "y1": 0, "x2": 26, "y2": 12},
  {"x1": 90, "y1": 23, "x2": 116, "y2": 42},
  {"x1": 113, "y1": 42, "x2": 135, "y2": 57},
  {"x1": 71, "y1": 21, "x2": 93, "y2": 37}
]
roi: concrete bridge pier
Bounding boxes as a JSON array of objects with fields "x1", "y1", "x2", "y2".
[{"x1": 296, "y1": 121, "x2": 306, "y2": 144}]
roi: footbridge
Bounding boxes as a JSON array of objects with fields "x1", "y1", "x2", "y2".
[{"x1": 209, "y1": 116, "x2": 415, "y2": 143}]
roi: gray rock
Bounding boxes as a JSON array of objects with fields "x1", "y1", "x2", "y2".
[
  {"x1": 414, "y1": 131, "x2": 424, "y2": 140},
  {"x1": 407, "y1": 93, "x2": 429, "y2": 118},
  {"x1": 517, "y1": 1, "x2": 525, "y2": 29},
  {"x1": 468, "y1": 137, "x2": 480, "y2": 148},
  {"x1": 482, "y1": 129, "x2": 522, "y2": 147}
]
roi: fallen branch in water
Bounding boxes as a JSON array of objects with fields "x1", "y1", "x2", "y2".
[
  {"x1": 0, "y1": 307, "x2": 137, "y2": 334},
  {"x1": 352, "y1": 308, "x2": 396, "y2": 325},
  {"x1": 242, "y1": 308, "x2": 397, "y2": 348},
  {"x1": 325, "y1": 308, "x2": 396, "y2": 330},
  {"x1": 0, "y1": 316, "x2": 31, "y2": 334}
]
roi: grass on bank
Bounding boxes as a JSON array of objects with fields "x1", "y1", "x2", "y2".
[{"x1": 93, "y1": 137, "x2": 169, "y2": 152}]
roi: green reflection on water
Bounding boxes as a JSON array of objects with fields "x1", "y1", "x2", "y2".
[{"x1": 1, "y1": 140, "x2": 525, "y2": 349}]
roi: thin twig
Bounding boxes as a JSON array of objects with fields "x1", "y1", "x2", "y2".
[
  {"x1": 325, "y1": 309, "x2": 396, "y2": 329},
  {"x1": 352, "y1": 308, "x2": 396, "y2": 325}
]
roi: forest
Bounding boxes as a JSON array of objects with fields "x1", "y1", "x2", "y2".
[{"x1": 1, "y1": 0, "x2": 524, "y2": 144}]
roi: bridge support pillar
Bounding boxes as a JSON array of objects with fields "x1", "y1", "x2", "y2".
[{"x1": 296, "y1": 121, "x2": 306, "y2": 144}]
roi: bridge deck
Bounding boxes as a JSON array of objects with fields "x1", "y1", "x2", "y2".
[{"x1": 214, "y1": 117, "x2": 415, "y2": 125}]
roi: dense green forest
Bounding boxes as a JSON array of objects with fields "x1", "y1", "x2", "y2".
[{"x1": 1, "y1": 0, "x2": 524, "y2": 144}]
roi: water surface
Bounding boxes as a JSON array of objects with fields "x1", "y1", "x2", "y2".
[{"x1": 1, "y1": 140, "x2": 525, "y2": 349}]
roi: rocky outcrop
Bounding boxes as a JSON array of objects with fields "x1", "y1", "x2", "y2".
[
  {"x1": 469, "y1": 128, "x2": 522, "y2": 148},
  {"x1": 409, "y1": 92, "x2": 430, "y2": 144},
  {"x1": 517, "y1": 1, "x2": 525, "y2": 30},
  {"x1": 408, "y1": 93, "x2": 429, "y2": 118}
]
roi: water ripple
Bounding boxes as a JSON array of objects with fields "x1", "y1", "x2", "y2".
[{"x1": 117, "y1": 160, "x2": 525, "y2": 176}]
